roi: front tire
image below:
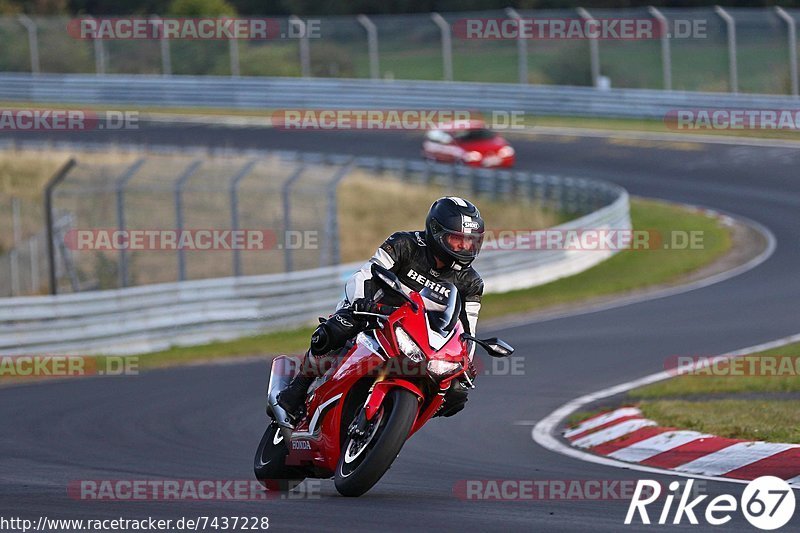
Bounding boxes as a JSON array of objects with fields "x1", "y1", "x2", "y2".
[
  {"x1": 334, "y1": 389, "x2": 418, "y2": 497},
  {"x1": 253, "y1": 423, "x2": 305, "y2": 491}
]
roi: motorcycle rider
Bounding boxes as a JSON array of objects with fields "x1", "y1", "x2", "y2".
[{"x1": 277, "y1": 196, "x2": 485, "y2": 422}]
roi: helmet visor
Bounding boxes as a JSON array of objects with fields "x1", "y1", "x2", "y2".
[{"x1": 438, "y1": 228, "x2": 484, "y2": 261}]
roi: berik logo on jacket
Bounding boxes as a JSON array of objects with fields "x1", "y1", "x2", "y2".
[{"x1": 406, "y1": 269, "x2": 451, "y2": 296}]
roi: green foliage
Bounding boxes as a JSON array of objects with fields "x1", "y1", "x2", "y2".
[
  {"x1": 167, "y1": 0, "x2": 237, "y2": 16},
  {"x1": 0, "y1": 0, "x2": 21, "y2": 14},
  {"x1": 54, "y1": 1, "x2": 800, "y2": 17},
  {"x1": 481, "y1": 198, "x2": 732, "y2": 319},
  {"x1": 639, "y1": 399, "x2": 800, "y2": 443}
]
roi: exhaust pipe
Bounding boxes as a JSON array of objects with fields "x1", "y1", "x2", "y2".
[{"x1": 266, "y1": 355, "x2": 299, "y2": 437}]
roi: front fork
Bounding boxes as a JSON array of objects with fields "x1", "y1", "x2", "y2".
[{"x1": 348, "y1": 373, "x2": 424, "y2": 440}]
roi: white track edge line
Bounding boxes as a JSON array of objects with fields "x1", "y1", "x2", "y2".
[
  {"x1": 532, "y1": 331, "x2": 800, "y2": 490},
  {"x1": 514, "y1": 126, "x2": 800, "y2": 149}
]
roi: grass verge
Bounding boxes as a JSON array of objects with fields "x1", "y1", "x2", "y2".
[
  {"x1": 637, "y1": 400, "x2": 800, "y2": 444},
  {"x1": 479, "y1": 198, "x2": 730, "y2": 319},
  {"x1": 130, "y1": 326, "x2": 314, "y2": 371},
  {"x1": 521, "y1": 115, "x2": 800, "y2": 142},
  {"x1": 631, "y1": 343, "x2": 800, "y2": 398},
  {"x1": 621, "y1": 342, "x2": 800, "y2": 443}
]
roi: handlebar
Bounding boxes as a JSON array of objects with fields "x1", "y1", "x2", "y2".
[{"x1": 352, "y1": 311, "x2": 392, "y2": 321}]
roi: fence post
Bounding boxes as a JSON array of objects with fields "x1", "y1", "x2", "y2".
[
  {"x1": 431, "y1": 13, "x2": 453, "y2": 81},
  {"x1": 281, "y1": 165, "x2": 306, "y2": 272},
  {"x1": 228, "y1": 159, "x2": 258, "y2": 277},
  {"x1": 290, "y1": 16, "x2": 311, "y2": 77},
  {"x1": 323, "y1": 159, "x2": 354, "y2": 267},
  {"x1": 17, "y1": 14, "x2": 40, "y2": 74},
  {"x1": 776, "y1": 6, "x2": 798, "y2": 97},
  {"x1": 115, "y1": 158, "x2": 146, "y2": 288},
  {"x1": 87, "y1": 16, "x2": 107, "y2": 74},
  {"x1": 30, "y1": 236, "x2": 39, "y2": 294},
  {"x1": 174, "y1": 160, "x2": 203, "y2": 282},
  {"x1": 358, "y1": 14, "x2": 380, "y2": 79},
  {"x1": 44, "y1": 158, "x2": 77, "y2": 295},
  {"x1": 714, "y1": 6, "x2": 738, "y2": 93},
  {"x1": 10, "y1": 198, "x2": 21, "y2": 296},
  {"x1": 228, "y1": 19, "x2": 241, "y2": 77},
  {"x1": 648, "y1": 6, "x2": 672, "y2": 91},
  {"x1": 505, "y1": 8, "x2": 528, "y2": 84},
  {"x1": 576, "y1": 8, "x2": 600, "y2": 88},
  {"x1": 150, "y1": 15, "x2": 171, "y2": 75}
]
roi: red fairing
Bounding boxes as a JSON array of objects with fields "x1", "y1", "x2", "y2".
[{"x1": 278, "y1": 287, "x2": 472, "y2": 478}]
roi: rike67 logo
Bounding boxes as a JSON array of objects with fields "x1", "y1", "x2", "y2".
[{"x1": 626, "y1": 477, "x2": 795, "y2": 530}]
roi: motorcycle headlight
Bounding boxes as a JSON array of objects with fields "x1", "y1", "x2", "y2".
[
  {"x1": 498, "y1": 145, "x2": 515, "y2": 158},
  {"x1": 394, "y1": 326, "x2": 425, "y2": 363},
  {"x1": 427, "y1": 360, "x2": 462, "y2": 379}
]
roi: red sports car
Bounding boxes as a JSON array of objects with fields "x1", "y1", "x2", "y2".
[{"x1": 422, "y1": 120, "x2": 515, "y2": 168}]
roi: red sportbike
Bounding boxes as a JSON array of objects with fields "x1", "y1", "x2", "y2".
[{"x1": 254, "y1": 264, "x2": 514, "y2": 497}]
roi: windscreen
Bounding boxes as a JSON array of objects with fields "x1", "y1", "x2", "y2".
[
  {"x1": 451, "y1": 128, "x2": 496, "y2": 141},
  {"x1": 419, "y1": 282, "x2": 461, "y2": 336}
]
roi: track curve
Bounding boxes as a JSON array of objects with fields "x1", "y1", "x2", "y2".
[{"x1": 2, "y1": 125, "x2": 799, "y2": 531}]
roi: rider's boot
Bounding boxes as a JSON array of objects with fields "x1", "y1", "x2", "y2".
[
  {"x1": 276, "y1": 373, "x2": 315, "y2": 422},
  {"x1": 277, "y1": 308, "x2": 364, "y2": 423},
  {"x1": 276, "y1": 347, "x2": 323, "y2": 422}
]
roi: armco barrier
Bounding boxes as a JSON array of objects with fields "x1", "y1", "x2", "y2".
[
  {"x1": 0, "y1": 160, "x2": 629, "y2": 356},
  {"x1": 1, "y1": 73, "x2": 800, "y2": 119}
]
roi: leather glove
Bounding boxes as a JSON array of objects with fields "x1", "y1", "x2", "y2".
[
  {"x1": 351, "y1": 297, "x2": 379, "y2": 314},
  {"x1": 467, "y1": 359, "x2": 477, "y2": 381}
]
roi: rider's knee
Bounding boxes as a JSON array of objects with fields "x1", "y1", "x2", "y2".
[{"x1": 310, "y1": 310, "x2": 362, "y2": 356}]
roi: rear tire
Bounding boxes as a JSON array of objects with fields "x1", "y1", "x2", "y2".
[
  {"x1": 334, "y1": 389, "x2": 418, "y2": 497},
  {"x1": 253, "y1": 423, "x2": 305, "y2": 491}
]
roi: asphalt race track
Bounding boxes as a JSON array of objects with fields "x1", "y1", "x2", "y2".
[{"x1": 2, "y1": 123, "x2": 799, "y2": 531}]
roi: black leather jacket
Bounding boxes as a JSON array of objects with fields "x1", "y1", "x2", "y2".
[{"x1": 342, "y1": 231, "x2": 483, "y2": 338}]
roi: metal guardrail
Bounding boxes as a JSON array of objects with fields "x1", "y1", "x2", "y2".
[
  {"x1": 3, "y1": 9, "x2": 800, "y2": 95},
  {"x1": 0, "y1": 156, "x2": 629, "y2": 356},
  {"x1": 2, "y1": 74, "x2": 800, "y2": 120}
]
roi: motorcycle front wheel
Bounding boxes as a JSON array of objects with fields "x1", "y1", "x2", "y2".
[{"x1": 334, "y1": 388, "x2": 418, "y2": 497}]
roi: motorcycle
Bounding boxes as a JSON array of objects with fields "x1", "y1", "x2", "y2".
[{"x1": 254, "y1": 263, "x2": 514, "y2": 497}]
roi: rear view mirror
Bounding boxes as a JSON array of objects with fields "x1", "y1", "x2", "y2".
[
  {"x1": 461, "y1": 334, "x2": 515, "y2": 358},
  {"x1": 483, "y1": 338, "x2": 514, "y2": 358}
]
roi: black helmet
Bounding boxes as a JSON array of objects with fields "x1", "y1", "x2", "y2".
[{"x1": 425, "y1": 197, "x2": 485, "y2": 269}]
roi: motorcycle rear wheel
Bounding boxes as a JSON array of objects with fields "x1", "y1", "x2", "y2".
[
  {"x1": 253, "y1": 423, "x2": 306, "y2": 491},
  {"x1": 334, "y1": 388, "x2": 418, "y2": 497}
]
